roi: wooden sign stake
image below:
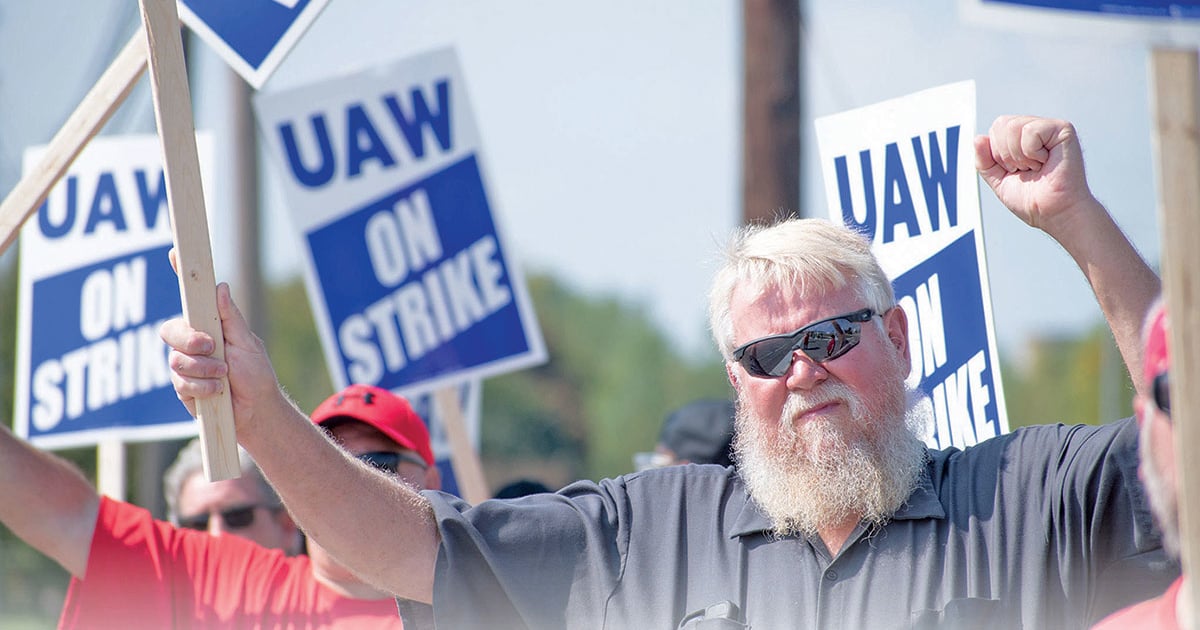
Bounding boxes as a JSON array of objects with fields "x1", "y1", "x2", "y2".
[
  {"x1": 434, "y1": 387, "x2": 489, "y2": 504},
  {"x1": 139, "y1": 0, "x2": 239, "y2": 481}
]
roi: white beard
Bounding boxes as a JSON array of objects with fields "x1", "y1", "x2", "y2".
[{"x1": 734, "y1": 374, "x2": 929, "y2": 539}]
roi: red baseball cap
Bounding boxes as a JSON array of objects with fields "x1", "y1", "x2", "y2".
[
  {"x1": 310, "y1": 384, "x2": 435, "y2": 467},
  {"x1": 1144, "y1": 303, "x2": 1169, "y2": 387}
]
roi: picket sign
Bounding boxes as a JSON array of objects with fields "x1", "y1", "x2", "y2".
[
  {"x1": 139, "y1": 0, "x2": 239, "y2": 481},
  {"x1": 1150, "y1": 47, "x2": 1200, "y2": 630},
  {"x1": 434, "y1": 387, "x2": 488, "y2": 504},
  {"x1": 0, "y1": 30, "x2": 147, "y2": 256}
]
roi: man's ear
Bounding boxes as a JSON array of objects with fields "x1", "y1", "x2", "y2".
[
  {"x1": 883, "y1": 306, "x2": 912, "y2": 377},
  {"x1": 884, "y1": 306, "x2": 909, "y2": 352},
  {"x1": 726, "y1": 362, "x2": 740, "y2": 390}
]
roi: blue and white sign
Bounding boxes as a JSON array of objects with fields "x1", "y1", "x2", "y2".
[
  {"x1": 960, "y1": 0, "x2": 1200, "y2": 43},
  {"x1": 815, "y1": 81, "x2": 1008, "y2": 450},
  {"x1": 15, "y1": 134, "x2": 216, "y2": 449},
  {"x1": 177, "y1": 0, "x2": 330, "y2": 89},
  {"x1": 254, "y1": 47, "x2": 547, "y2": 398},
  {"x1": 977, "y1": 0, "x2": 1200, "y2": 18}
]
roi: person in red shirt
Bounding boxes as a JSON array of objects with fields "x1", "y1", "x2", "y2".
[
  {"x1": 1092, "y1": 301, "x2": 1189, "y2": 629},
  {"x1": 0, "y1": 384, "x2": 439, "y2": 629}
]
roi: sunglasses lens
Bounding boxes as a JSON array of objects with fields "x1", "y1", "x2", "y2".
[
  {"x1": 741, "y1": 337, "x2": 799, "y2": 378},
  {"x1": 178, "y1": 505, "x2": 260, "y2": 531},
  {"x1": 799, "y1": 327, "x2": 838, "y2": 362},
  {"x1": 358, "y1": 452, "x2": 401, "y2": 474},
  {"x1": 806, "y1": 321, "x2": 862, "y2": 363},
  {"x1": 1154, "y1": 372, "x2": 1170, "y2": 415},
  {"x1": 737, "y1": 317, "x2": 864, "y2": 377},
  {"x1": 222, "y1": 507, "x2": 257, "y2": 529},
  {"x1": 178, "y1": 515, "x2": 209, "y2": 531}
]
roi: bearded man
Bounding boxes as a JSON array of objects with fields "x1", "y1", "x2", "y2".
[{"x1": 163, "y1": 115, "x2": 1177, "y2": 629}]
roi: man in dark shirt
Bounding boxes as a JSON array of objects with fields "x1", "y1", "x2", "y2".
[{"x1": 162, "y1": 115, "x2": 1175, "y2": 628}]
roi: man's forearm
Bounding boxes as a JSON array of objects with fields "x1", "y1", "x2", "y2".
[
  {"x1": 237, "y1": 389, "x2": 440, "y2": 602},
  {"x1": 1051, "y1": 197, "x2": 1160, "y2": 395}
]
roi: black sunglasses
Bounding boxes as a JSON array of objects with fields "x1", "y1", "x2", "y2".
[
  {"x1": 731, "y1": 308, "x2": 877, "y2": 378},
  {"x1": 357, "y1": 450, "x2": 429, "y2": 474},
  {"x1": 177, "y1": 504, "x2": 268, "y2": 532},
  {"x1": 1153, "y1": 371, "x2": 1170, "y2": 416}
]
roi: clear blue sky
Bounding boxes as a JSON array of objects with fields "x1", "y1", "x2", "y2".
[{"x1": 0, "y1": 0, "x2": 1174, "y2": 365}]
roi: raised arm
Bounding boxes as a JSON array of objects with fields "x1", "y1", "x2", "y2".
[
  {"x1": 976, "y1": 115, "x2": 1160, "y2": 396},
  {"x1": 0, "y1": 424, "x2": 99, "y2": 577},
  {"x1": 160, "y1": 282, "x2": 440, "y2": 602}
]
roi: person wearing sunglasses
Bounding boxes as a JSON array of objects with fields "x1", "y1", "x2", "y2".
[
  {"x1": 1094, "y1": 301, "x2": 1188, "y2": 629},
  {"x1": 0, "y1": 384, "x2": 438, "y2": 629},
  {"x1": 162, "y1": 114, "x2": 1172, "y2": 629},
  {"x1": 162, "y1": 437, "x2": 303, "y2": 555}
]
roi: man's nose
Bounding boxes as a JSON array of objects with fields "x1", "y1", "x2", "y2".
[
  {"x1": 208, "y1": 515, "x2": 230, "y2": 536},
  {"x1": 785, "y1": 350, "x2": 828, "y2": 391}
]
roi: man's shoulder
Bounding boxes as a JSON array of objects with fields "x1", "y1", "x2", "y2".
[
  {"x1": 618, "y1": 463, "x2": 744, "y2": 496},
  {"x1": 930, "y1": 417, "x2": 1136, "y2": 460},
  {"x1": 923, "y1": 417, "x2": 1139, "y2": 496}
]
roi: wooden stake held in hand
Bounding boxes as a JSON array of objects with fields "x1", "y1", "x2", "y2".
[{"x1": 140, "y1": 0, "x2": 240, "y2": 481}]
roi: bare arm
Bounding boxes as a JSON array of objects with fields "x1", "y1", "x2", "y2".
[
  {"x1": 160, "y1": 283, "x2": 440, "y2": 602},
  {"x1": 0, "y1": 424, "x2": 99, "y2": 577},
  {"x1": 976, "y1": 115, "x2": 1159, "y2": 396}
]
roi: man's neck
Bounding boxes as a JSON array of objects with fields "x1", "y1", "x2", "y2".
[{"x1": 820, "y1": 518, "x2": 860, "y2": 556}]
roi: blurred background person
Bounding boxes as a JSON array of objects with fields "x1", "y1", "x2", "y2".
[
  {"x1": 493, "y1": 478, "x2": 554, "y2": 499},
  {"x1": 1093, "y1": 300, "x2": 1188, "y2": 629},
  {"x1": 634, "y1": 398, "x2": 736, "y2": 471},
  {"x1": 163, "y1": 438, "x2": 304, "y2": 555}
]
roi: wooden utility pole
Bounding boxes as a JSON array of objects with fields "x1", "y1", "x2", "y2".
[
  {"x1": 228, "y1": 68, "x2": 265, "y2": 335},
  {"x1": 742, "y1": 0, "x2": 800, "y2": 225}
]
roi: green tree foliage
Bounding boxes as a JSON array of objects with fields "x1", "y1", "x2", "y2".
[{"x1": 999, "y1": 324, "x2": 1134, "y2": 429}]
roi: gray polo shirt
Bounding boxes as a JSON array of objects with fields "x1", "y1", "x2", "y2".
[{"x1": 424, "y1": 418, "x2": 1177, "y2": 629}]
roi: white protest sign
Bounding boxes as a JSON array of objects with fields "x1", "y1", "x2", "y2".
[
  {"x1": 815, "y1": 80, "x2": 1008, "y2": 450},
  {"x1": 15, "y1": 133, "x2": 215, "y2": 449},
  {"x1": 254, "y1": 47, "x2": 547, "y2": 399},
  {"x1": 177, "y1": 0, "x2": 330, "y2": 89}
]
